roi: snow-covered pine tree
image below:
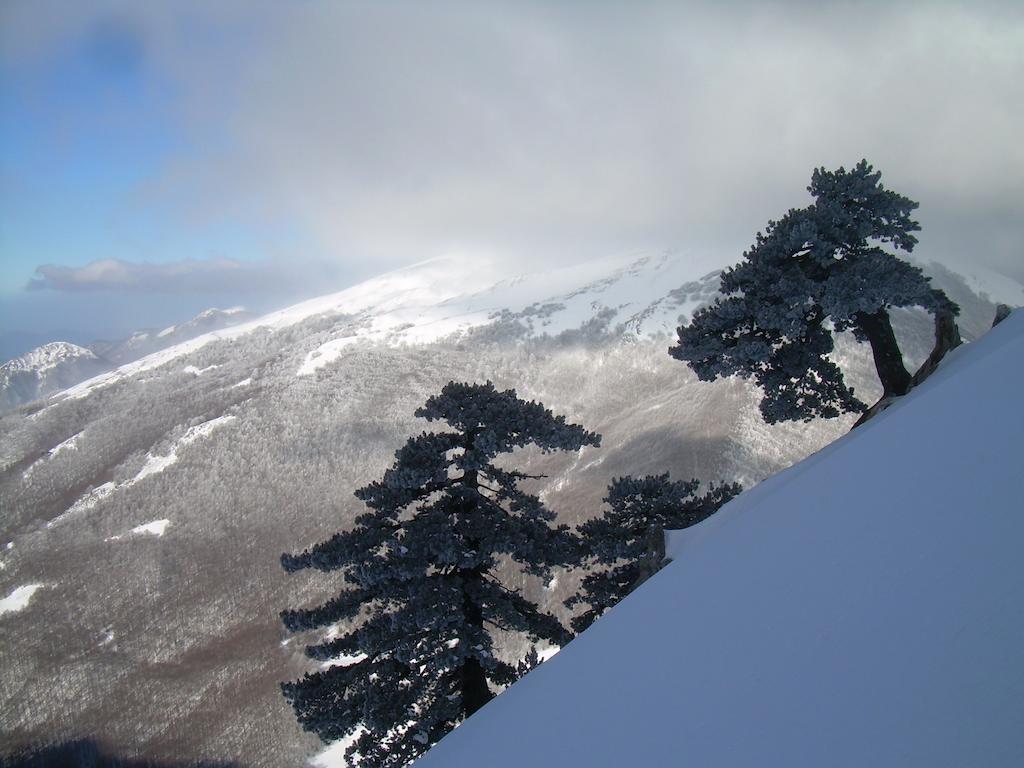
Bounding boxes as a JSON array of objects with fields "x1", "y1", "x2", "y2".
[
  {"x1": 670, "y1": 160, "x2": 960, "y2": 424},
  {"x1": 279, "y1": 381, "x2": 600, "y2": 767},
  {"x1": 566, "y1": 474, "x2": 740, "y2": 632}
]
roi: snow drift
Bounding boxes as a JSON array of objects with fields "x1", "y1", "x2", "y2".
[{"x1": 416, "y1": 312, "x2": 1024, "y2": 768}]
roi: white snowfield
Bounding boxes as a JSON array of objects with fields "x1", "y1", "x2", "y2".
[
  {"x1": 52, "y1": 252, "x2": 720, "y2": 391},
  {"x1": 415, "y1": 312, "x2": 1024, "y2": 768},
  {"x1": 107, "y1": 519, "x2": 171, "y2": 541},
  {"x1": 294, "y1": 252, "x2": 718, "y2": 375},
  {"x1": 131, "y1": 519, "x2": 170, "y2": 537},
  {"x1": 0, "y1": 584, "x2": 43, "y2": 616}
]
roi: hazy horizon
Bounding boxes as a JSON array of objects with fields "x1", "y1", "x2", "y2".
[{"x1": 2, "y1": 1, "x2": 1022, "y2": 358}]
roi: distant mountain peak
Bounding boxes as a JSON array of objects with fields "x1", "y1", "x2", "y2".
[
  {"x1": 1, "y1": 342, "x2": 98, "y2": 376},
  {"x1": 0, "y1": 342, "x2": 106, "y2": 413},
  {"x1": 0, "y1": 307, "x2": 256, "y2": 414}
]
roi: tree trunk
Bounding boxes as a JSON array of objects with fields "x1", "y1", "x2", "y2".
[
  {"x1": 457, "y1": 462, "x2": 494, "y2": 718},
  {"x1": 993, "y1": 304, "x2": 1012, "y2": 328},
  {"x1": 908, "y1": 304, "x2": 962, "y2": 389},
  {"x1": 458, "y1": 580, "x2": 493, "y2": 717},
  {"x1": 855, "y1": 309, "x2": 912, "y2": 398},
  {"x1": 631, "y1": 525, "x2": 669, "y2": 590}
]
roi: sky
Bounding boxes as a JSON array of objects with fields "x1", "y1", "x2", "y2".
[{"x1": 1, "y1": 0, "x2": 1022, "y2": 359}]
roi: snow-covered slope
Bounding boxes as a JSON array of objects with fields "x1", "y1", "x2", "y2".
[
  {"x1": 0, "y1": 342, "x2": 107, "y2": 413},
  {"x1": 417, "y1": 312, "x2": 1024, "y2": 768},
  {"x1": 43, "y1": 251, "x2": 1013, "y2": 404},
  {"x1": 945, "y1": 262, "x2": 1024, "y2": 308},
  {"x1": 0, "y1": 252, "x2": 1017, "y2": 767},
  {"x1": 53, "y1": 252, "x2": 720, "y2": 397},
  {"x1": 0, "y1": 308, "x2": 255, "y2": 414},
  {"x1": 89, "y1": 306, "x2": 255, "y2": 365}
]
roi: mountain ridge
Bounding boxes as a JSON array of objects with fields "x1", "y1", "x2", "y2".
[
  {"x1": 0, "y1": 252, "x2": 1017, "y2": 767},
  {"x1": 0, "y1": 342, "x2": 107, "y2": 413},
  {"x1": 38, "y1": 251, "x2": 1010, "y2": 407},
  {"x1": 0, "y1": 307, "x2": 256, "y2": 414}
]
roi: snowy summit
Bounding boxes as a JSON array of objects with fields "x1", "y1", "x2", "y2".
[{"x1": 0, "y1": 342, "x2": 106, "y2": 412}]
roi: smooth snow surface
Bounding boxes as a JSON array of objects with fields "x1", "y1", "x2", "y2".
[
  {"x1": 130, "y1": 519, "x2": 170, "y2": 537},
  {"x1": 0, "y1": 584, "x2": 43, "y2": 615},
  {"x1": 106, "y1": 519, "x2": 171, "y2": 540},
  {"x1": 417, "y1": 313, "x2": 1024, "y2": 768}
]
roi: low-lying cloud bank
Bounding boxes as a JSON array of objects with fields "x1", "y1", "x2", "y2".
[{"x1": 26, "y1": 257, "x2": 310, "y2": 295}]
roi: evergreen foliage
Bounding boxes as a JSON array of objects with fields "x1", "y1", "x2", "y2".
[
  {"x1": 279, "y1": 381, "x2": 600, "y2": 767},
  {"x1": 567, "y1": 474, "x2": 740, "y2": 632},
  {"x1": 670, "y1": 160, "x2": 958, "y2": 423}
]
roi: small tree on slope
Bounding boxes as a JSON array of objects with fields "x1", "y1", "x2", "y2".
[
  {"x1": 670, "y1": 160, "x2": 959, "y2": 424},
  {"x1": 280, "y1": 381, "x2": 600, "y2": 768},
  {"x1": 567, "y1": 474, "x2": 741, "y2": 632}
]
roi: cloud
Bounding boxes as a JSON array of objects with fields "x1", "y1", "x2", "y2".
[
  {"x1": 6, "y1": 1, "x2": 1024, "y2": 283},
  {"x1": 26, "y1": 257, "x2": 325, "y2": 294},
  {"x1": 162, "y1": 2, "x2": 1024, "y2": 277}
]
